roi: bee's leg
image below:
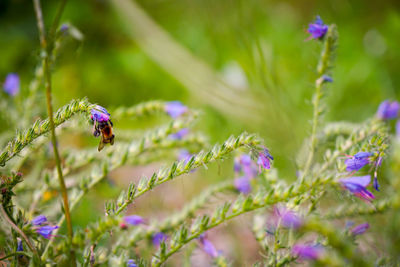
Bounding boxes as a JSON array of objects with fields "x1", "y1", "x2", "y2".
[
  {"x1": 98, "y1": 140, "x2": 105, "y2": 151},
  {"x1": 109, "y1": 120, "x2": 113, "y2": 127}
]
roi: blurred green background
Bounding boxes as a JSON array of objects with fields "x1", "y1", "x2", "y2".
[{"x1": 1, "y1": 0, "x2": 400, "y2": 264}]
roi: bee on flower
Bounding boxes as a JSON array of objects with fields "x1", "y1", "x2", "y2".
[{"x1": 90, "y1": 105, "x2": 115, "y2": 151}]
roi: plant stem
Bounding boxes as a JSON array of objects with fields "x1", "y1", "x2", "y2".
[
  {"x1": 32, "y1": 0, "x2": 75, "y2": 265},
  {"x1": 0, "y1": 205, "x2": 38, "y2": 258}
]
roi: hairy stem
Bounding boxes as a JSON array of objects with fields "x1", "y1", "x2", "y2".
[
  {"x1": 32, "y1": 0, "x2": 75, "y2": 265},
  {"x1": 0, "y1": 205, "x2": 38, "y2": 258}
]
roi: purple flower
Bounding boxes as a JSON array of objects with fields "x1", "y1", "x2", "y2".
[
  {"x1": 165, "y1": 101, "x2": 188, "y2": 118},
  {"x1": 91, "y1": 105, "x2": 110, "y2": 122},
  {"x1": 3, "y1": 73, "x2": 20, "y2": 96},
  {"x1": 377, "y1": 100, "x2": 400, "y2": 120},
  {"x1": 152, "y1": 232, "x2": 168, "y2": 247},
  {"x1": 350, "y1": 223, "x2": 369, "y2": 236},
  {"x1": 17, "y1": 239, "x2": 23, "y2": 252},
  {"x1": 292, "y1": 244, "x2": 324, "y2": 260},
  {"x1": 168, "y1": 128, "x2": 189, "y2": 140},
  {"x1": 344, "y1": 152, "x2": 372, "y2": 172},
  {"x1": 198, "y1": 234, "x2": 220, "y2": 258},
  {"x1": 31, "y1": 215, "x2": 47, "y2": 226},
  {"x1": 124, "y1": 215, "x2": 145, "y2": 226},
  {"x1": 60, "y1": 23, "x2": 69, "y2": 33},
  {"x1": 373, "y1": 176, "x2": 380, "y2": 191},
  {"x1": 178, "y1": 149, "x2": 193, "y2": 164},
  {"x1": 396, "y1": 120, "x2": 400, "y2": 137},
  {"x1": 235, "y1": 154, "x2": 258, "y2": 179},
  {"x1": 127, "y1": 259, "x2": 137, "y2": 267},
  {"x1": 36, "y1": 225, "x2": 59, "y2": 239},
  {"x1": 275, "y1": 207, "x2": 302, "y2": 229},
  {"x1": 234, "y1": 176, "x2": 251, "y2": 194},
  {"x1": 317, "y1": 75, "x2": 333, "y2": 84},
  {"x1": 338, "y1": 175, "x2": 375, "y2": 201},
  {"x1": 307, "y1": 16, "x2": 328, "y2": 40},
  {"x1": 257, "y1": 148, "x2": 273, "y2": 171}
]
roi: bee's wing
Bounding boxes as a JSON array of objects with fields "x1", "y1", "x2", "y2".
[
  {"x1": 98, "y1": 136, "x2": 106, "y2": 151},
  {"x1": 110, "y1": 135, "x2": 115, "y2": 145}
]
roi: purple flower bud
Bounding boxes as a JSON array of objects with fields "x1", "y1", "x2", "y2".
[
  {"x1": 124, "y1": 215, "x2": 145, "y2": 226},
  {"x1": 275, "y1": 207, "x2": 302, "y2": 229},
  {"x1": 292, "y1": 244, "x2": 324, "y2": 260},
  {"x1": 373, "y1": 176, "x2": 380, "y2": 191},
  {"x1": 234, "y1": 176, "x2": 251, "y2": 194},
  {"x1": 60, "y1": 23, "x2": 69, "y2": 33},
  {"x1": 127, "y1": 259, "x2": 137, "y2": 267},
  {"x1": 377, "y1": 100, "x2": 400, "y2": 120},
  {"x1": 317, "y1": 75, "x2": 333, "y2": 84},
  {"x1": 152, "y1": 232, "x2": 168, "y2": 247},
  {"x1": 36, "y1": 225, "x2": 59, "y2": 239},
  {"x1": 350, "y1": 223, "x2": 369, "y2": 236},
  {"x1": 307, "y1": 16, "x2": 328, "y2": 40},
  {"x1": 165, "y1": 101, "x2": 188, "y2": 118},
  {"x1": 31, "y1": 215, "x2": 47, "y2": 226},
  {"x1": 3, "y1": 73, "x2": 20, "y2": 96},
  {"x1": 199, "y1": 234, "x2": 220, "y2": 258},
  {"x1": 17, "y1": 239, "x2": 23, "y2": 252},
  {"x1": 339, "y1": 175, "x2": 375, "y2": 201},
  {"x1": 91, "y1": 105, "x2": 110, "y2": 122},
  {"x1": 257, "y1": 148, "x2": 273, "y2": 171},
  {"x1": 168, "y1": 128, "x2": 189, "y2": 140}
]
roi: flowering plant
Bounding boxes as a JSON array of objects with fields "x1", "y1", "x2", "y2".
[{"x1": 0, "y1": 5, "x2": 399, "y2": 267}]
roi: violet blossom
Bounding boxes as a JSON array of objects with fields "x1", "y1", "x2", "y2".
[
  {"x1": 234, "y1": 176, "x2": 252, "y2": 194},
  {"x1": 377, "y1": 100, "x2": 400, "y2": 120},
  {"x1": 307, "y1": 16, "x2": 328, "y2": 40},
  {"x1": 31, "y1": 215, "x2": 47, "y2": 226},
  {"x1": 124, "y1": 215, "x2": 145, "y2": 226},
  {"x1": 350, "y1": 223, "x2": 369, "y2": 236},
  {"x1": 36, "y1": 225, "x2": 59, "y2": 239},
  {"x1": 152, "y1": 232, "x2": 168, "y2": 247},
  {"x1": 257, "y1": 148, "x2": 274, "y2": 171},
  {"x1": 165, "y1": 101, "x2": 188, "y2": 118},
  {"x1": 344, "y1": 152, "x2": 373, "y2": 172},
  {"x1": 292, "y1": 243, "x2": 324, "y2": 260},
  {"x1": 3, "y1": 73, "x2": 20, "y2": 96},
  {"x1": 338, "y1": 175, "x2": 375, "y2": 201},
  {"x1": 198, "y1": 234, "x2": 220, "y2": 258},
  {"x1": 274, "y1": 206, "x2": 303, "y2": 229}
]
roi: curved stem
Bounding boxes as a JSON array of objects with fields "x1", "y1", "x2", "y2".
[
  {"x1": 32, "y1": 0, "x2": 75, "y2": 265},
  {"x1": 0, "y1": 205, "x2": 38, "y2": 258}
]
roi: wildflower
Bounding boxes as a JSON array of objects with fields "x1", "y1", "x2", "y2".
[
  {"x1": 127, "y1": 259, "x2": 137, "y2": 267},
  {"x1": 91, "y1": 105, "x2": 110, "y2": 123},
  {"x1": 124, "y1": 215, "x2": 145, "y2": 226},
  {"x1": 344, "y1": 152, "x2": 373, "y2": 172},
  {"x1": 235, "y1": 154, "x2": 258, "y2": 179},
  {"x1": 152, "y1": 232, "x2": 168, "y2": 247},
  {"x1": 307, "y1": 16, "x2": 328, "y2": 40},
  {"x1": 257, "y1": 148, "x2": 274, "y2": 171},
  {"x1": 377, "y1": 100, "x2": 400, "y2": 120},
  {"x1": 275, "y1": 206, "x2": 302, "y2": 229},
  {"x1": 292, "y1": 243, "x2": 324, "y2": 260},
  {"x1": 198, "y1": 234, "x2": 220, "y2": 258},
  {"x1": 316, "y1": 75, "x2": 333, "y2": 85},
  {"x1": 350, "y1": 223, "x2": 369, "y2": 236},
  {"x1": 165, "y1": 101, "x2": 188, "y2": 118},
  {"x1": 17, "y1": 238, "x2": 23, "y2": 252},
  {"x1": 178, "y1": 149, "x2": 192, "y2": 164},
  {"x1": 169, "y1": 128, "x2": 189, "y2": 140},
  {"x1": 60, "y1": 23, "x2": 69, "y2": 33},
  {"x1": 338, "y1": 175, "x2": 375, "y2": 201},
  {"x1": 3, "y1": 73, "x2": 20, "y2": 96},
  {"x1": 234, "y1": 176, "x2": 251, "y2": 194},
  {"x1": 36, "y1": 225, "x2": 59, "y2": 239},
  {"x1": 31, "y1": 215, "x2": 47, "y2": 226}
]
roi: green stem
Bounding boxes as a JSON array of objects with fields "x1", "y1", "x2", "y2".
[
  {"x1": 301, "y1": 25, "x2": 338, "y2": 181},
  {"x1": 32, "y1": 0, "x2": 75, "y2": 265},
  {"x1": 0, "y1": 251, "x2": 31, "y2": 261}
]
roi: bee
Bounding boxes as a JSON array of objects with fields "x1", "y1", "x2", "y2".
[{"x1": 93, "y1": 119, "x2": 115, "y2": 151}]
